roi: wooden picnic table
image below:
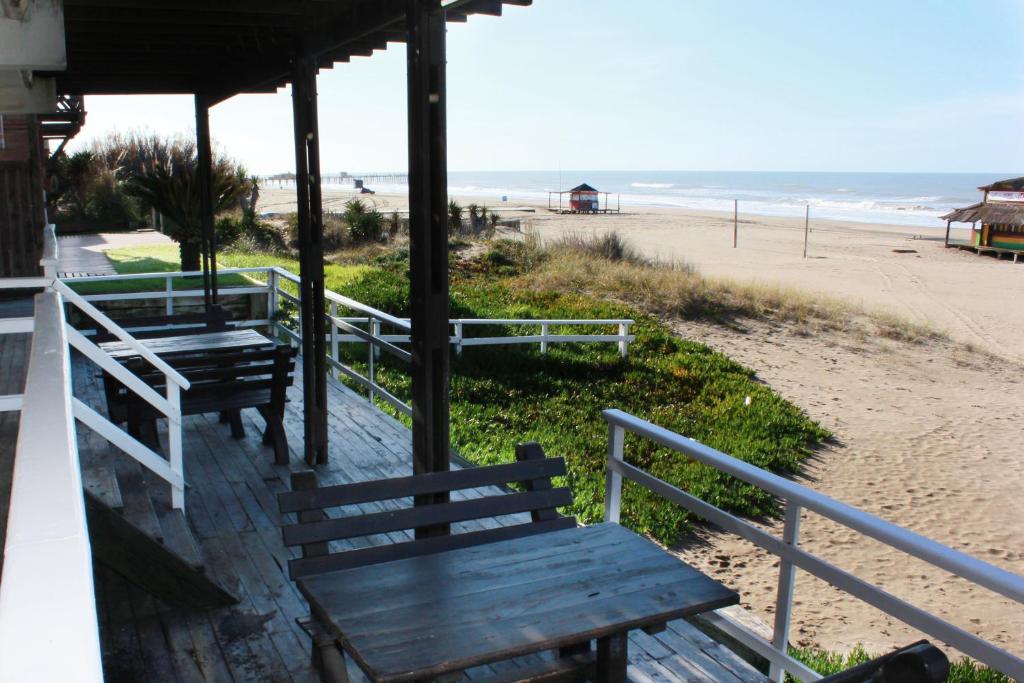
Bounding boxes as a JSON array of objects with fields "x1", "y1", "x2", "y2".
[
  {"x1": 98, "y1": 328, "x2": 276, "y2": 360},
  {"x1": 297, "y1": 522, "x2": 739, "y2": 682}
]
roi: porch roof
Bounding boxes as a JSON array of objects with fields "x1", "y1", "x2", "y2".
[{"x1": 42, "y1": 0, "x2": 530, "y2": 101}]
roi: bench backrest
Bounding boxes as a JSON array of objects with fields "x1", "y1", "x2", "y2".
[
  {"x1": 278, "y1": 443, "x2": 575, "y2": 580},
  {"x1": 90, "y1": 308, "x2": 236, "y2": 342},
  {"x1": 125, "y1": 345, "x2": 295, "y2": 408}
]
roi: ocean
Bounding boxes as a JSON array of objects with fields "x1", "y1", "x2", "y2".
[{"x1": 388, "y1": 171, "x2": 1006, "y2": 228}]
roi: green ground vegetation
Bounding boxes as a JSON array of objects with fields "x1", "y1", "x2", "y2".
[{"x1": 789, "y1": 645, "x2": 1011, "y2": 683}]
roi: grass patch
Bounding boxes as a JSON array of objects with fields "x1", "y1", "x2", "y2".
[
  {"x1": 338, "y1": 262, "x2": 829, "y2": 544},
  {"x1": 67, "y1": 244, "x2": 369, "y2": 297},
  {"x1": 487, "y1": 232, "x2": 941, "y2": 344},
  {"x1": 789, "y1": 644, "x2": 1011, "y2": 682}
]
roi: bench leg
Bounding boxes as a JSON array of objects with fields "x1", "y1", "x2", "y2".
[
  {"x1": 227, "y1": 410, "x2": 245, "y2": 439},
  {"x1": 258, "y1": 407, "x2": 289, "y2": 465},
  {"x1": 311, "y1": 638, "x2": 349, "y2": 683},
  {"x1": 595, "y1": 632, "x2": 628, "y2": 683}
]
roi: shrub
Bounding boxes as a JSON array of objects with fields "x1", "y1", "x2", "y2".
[
  {"x1": 547, "y1": 230, "x2": 650, "y2": 266},
  {"x1": 215, "y1": 214, "x2": 286, "y2": 252},
  {"x1": 324, "y1": 214, "x2": 351, "y2": 251},
  {"x1": 343, "y1": 199, "x2": 383, "y2": 243},
  {"x1": 448, "y1": 199, "x2": 462, "y2": 235}
]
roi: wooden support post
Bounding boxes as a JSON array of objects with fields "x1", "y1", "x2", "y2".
[
  {"x1": 195, "y1": 94, "x2": 216, "y2": 309},
  {"x1": 407, "y1": 0, "x2": 451, "y2": 538},
  {"x1": 595, "y1": 632, "x2": 628, "y2": 682},
  {"x1": 733, "y1": 199, "x2": 738, "y2": 248},
  {"x1": 945, "y1": 219, "x2": 951, "y2": 247},
  {"x1": 803, "y1": 204, "x2": 810, "y2": 259},
  {"x1": 292, "y1": 50, "x2": 329, "y2": 466}
]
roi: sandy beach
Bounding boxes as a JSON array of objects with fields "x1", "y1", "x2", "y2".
[{"x1": 259, "y1": 186, "x2": 1024, "y2": 657}]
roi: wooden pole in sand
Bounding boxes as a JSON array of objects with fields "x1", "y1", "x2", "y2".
[
  {"x1": 733, "y1": 199, "x2": 738, "y2": 248},
  {"x1": 803, "y1": 204, "x2": 810, "y2": 258}
]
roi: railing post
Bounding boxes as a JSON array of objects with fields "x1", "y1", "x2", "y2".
[
  {"x1": 329, "y1": 301, "x2": 339, "y2": 378},
  {"x1": 603, "y1": 422, "x2": 625, "y2": 523},
  {"x1": 166, "y1": 381, "x2": 184, "y2": 510},
  {"x1": 769, "y1": 501, "x2": 801, "y2": 682},
  {"x1": 267, "y1": 268, "x2": 279, "y2": 338},
  {"x1": 367, "y1": 315, "x2": 376, "y2": 405},
  {"x1": 453, "y1": 321, "x2": 463, "y2": 356},
  {"x1": 618, "y1": 323, "x2": 629, "y2": 358},
  {"x1": 372, "y1": 318, "x2": 381, "y2": 360},
  {"x1": 165, "y1": 275, "x2": 174, "y2": 316},
  {"x1": 540, "y1": 322, "x2": 548, "y2": 355}
]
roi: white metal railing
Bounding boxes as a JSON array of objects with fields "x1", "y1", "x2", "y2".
[
  {"x1": 601, "y1": 408, "x2": 1024, "y2": 682},
  {"x1": 64, "y1": 265, "x2": 635, "y2": 418},
  {"x1": 61, "y1": 265, "x2": 634, "y2": 420},
  {"x1": 0, "y1": 291, "x2": 104, "y2": 682}
]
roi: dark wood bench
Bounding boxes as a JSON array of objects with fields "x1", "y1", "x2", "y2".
[
  {"x1": 109, "y1": 344, "x2": 296, "y2": 463},
  {"x1": 88, "y1": 307, "x2": 236, "y2": 343},
  {"x1": 277, "y1": 443, "x2": 581, "y2": 681}
]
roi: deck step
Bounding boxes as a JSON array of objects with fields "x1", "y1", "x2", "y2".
[
  {"x1": 113, "y1": 456, "x2": 164, "y2": 543},
  {"x1": 79, "y1": 438, "x2": 123, "y2": 511},
  {"x1": 155, "y1": 507, "x2": 204, "y2": 571},
  {"x1": 84, "y1": 491, "x2": 236, "y2": 609}
]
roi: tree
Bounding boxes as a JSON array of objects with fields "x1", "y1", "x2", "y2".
[{"x1": 125, "y1": 157, "x2": 252, "y2": 271}]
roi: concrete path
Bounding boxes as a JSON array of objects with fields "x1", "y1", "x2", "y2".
[{"x1": 57, "y1": 230, "x2": 174, "y2": 277}]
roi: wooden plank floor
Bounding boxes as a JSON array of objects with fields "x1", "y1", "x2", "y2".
[
  {"x1": 70, "y1": 354, "x2": 767, "y2": 683},
  {"x1": 0, "y1": 330, "x2": 31, "y2": 582}
]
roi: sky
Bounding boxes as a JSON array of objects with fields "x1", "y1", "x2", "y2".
[{"x1": 66, "y1": 1, "x2": 1024, "y2": 175}]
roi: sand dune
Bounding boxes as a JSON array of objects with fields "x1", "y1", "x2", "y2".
[{"x1": 670, "y1": 319, "x2": 1024, "y2": 658}]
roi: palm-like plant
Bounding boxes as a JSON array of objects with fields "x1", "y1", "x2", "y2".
[
  {"x1": 125, "y1": 159, "x2": 251, "y2": 270},
  {"x1": 447, "y1": 199, "x2": 463, "y2": 235}
]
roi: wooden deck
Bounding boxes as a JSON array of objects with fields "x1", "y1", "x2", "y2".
[{"x1": 67, "y1": 352, "x2": 768, "y2": 682}]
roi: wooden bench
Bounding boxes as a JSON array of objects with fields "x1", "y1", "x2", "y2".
[
  {"x1": 89, "y1": 307, "x2": 236, "y2": 343},
  {"x1": 109, "y1": 344, "x2": 296, "y2": 463},
  {"x1": 278, "y1": 444, "x2": 583, "y2": 681}
]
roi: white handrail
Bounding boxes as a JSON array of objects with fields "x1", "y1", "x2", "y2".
[
  {"x1": 0, "y1": 291, "x2": 104, "y2": 683},
  {"x1": 52, "y1": 279, "x2": 190, "y2": 391},
  {"x1": 40, "y1": 223, "x2": 58, "y2": 279},
  {"x1": 601, "y1": 408, "x2": 1024, "y2": 681}
]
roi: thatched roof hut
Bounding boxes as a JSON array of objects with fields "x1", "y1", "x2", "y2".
[{"x1": 942, "y1": 176, "x2": 1024, "y2": 252}]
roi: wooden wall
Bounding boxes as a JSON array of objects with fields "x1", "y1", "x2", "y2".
[{"x1": 0, "y1": 116, "x2": 45, "y2": 278}]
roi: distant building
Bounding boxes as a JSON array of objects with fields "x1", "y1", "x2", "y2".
[
  {"x1": 568, "y1": 183, "x2": 599, "y2": 213},
  {"x1": 943, "y1": 177, "x2": 1024, "y2": 258},
  {"x1": 547, "y1": 182, "x2": 619, "y2": 214}
]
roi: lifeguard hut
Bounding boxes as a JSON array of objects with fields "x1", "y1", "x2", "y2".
[
  {"x1": 547, "y1": 182, "x2": 620, "y2": 214},
  {"x1": 943, "y1": 177, "x2": 1024, "y2": 262}
]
